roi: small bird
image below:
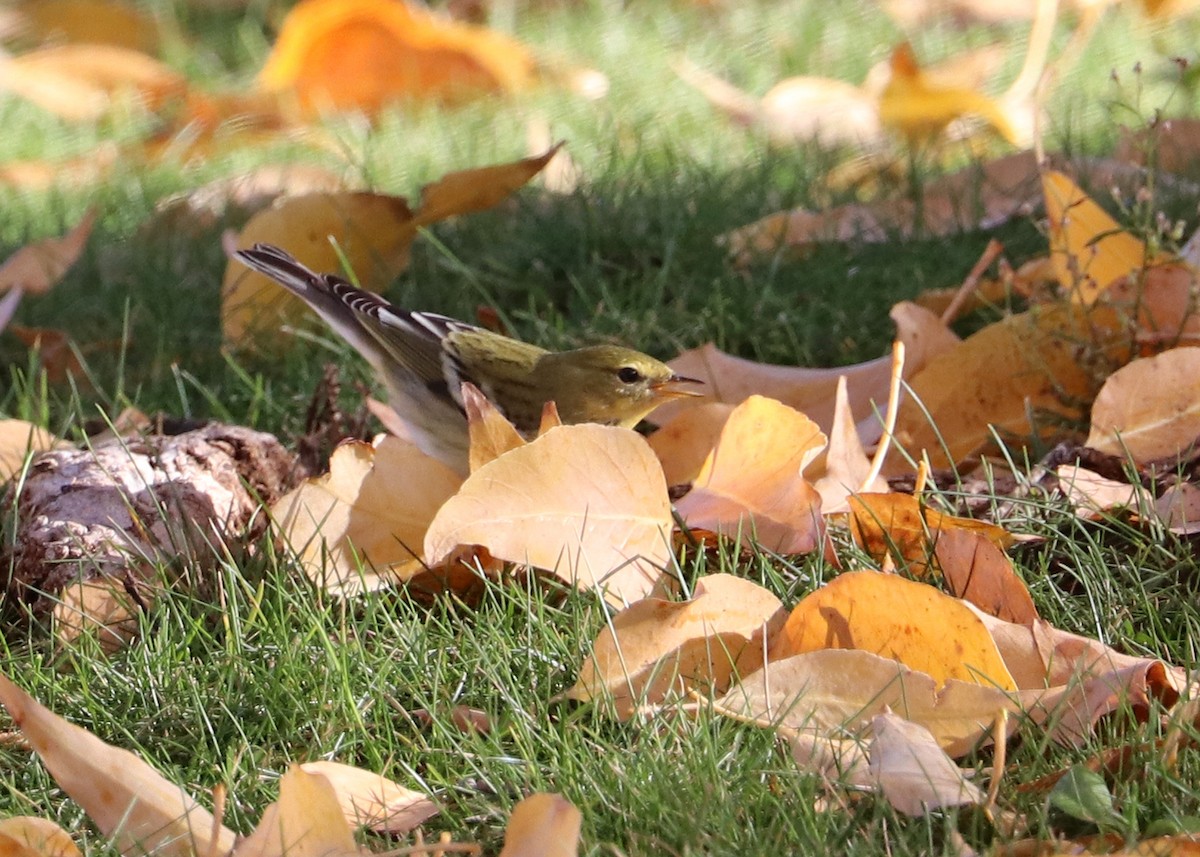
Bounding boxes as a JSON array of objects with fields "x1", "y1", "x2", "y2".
[{"x1": 233, "y1": 243, "x2": 702, "y2": 473}]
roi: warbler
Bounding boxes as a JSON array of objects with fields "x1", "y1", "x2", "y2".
[{"x1": 233, "y1": 243, "x2": 702, "y2": 473}]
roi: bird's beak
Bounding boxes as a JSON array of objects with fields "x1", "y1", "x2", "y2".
[{"x1": 651, "y1": 374, "x2": 705, "y2": 400}]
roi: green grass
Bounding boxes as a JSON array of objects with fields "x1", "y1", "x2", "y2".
[{"x1": 5, "y1": 0, "x2": 1200, "y2": 854}]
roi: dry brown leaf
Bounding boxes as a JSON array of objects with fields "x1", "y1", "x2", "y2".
[
  {"x1": 0, "y1": 671, "x2": 237, "y2": 857},
  {"x1": 9, "y1": 325, "x2": 95, "y2": 385},
  {"x1": 498, "y1": 793, "x2": 581, "y2": 857},
  {"x1": 271, "y1": 437, "x2": 462, "y2": 595},
  {"x1": 464, "y1": 381, "x2": 526, "y2": 471},
  {"x1": 1086, "y1": 348, "x2": 1200, "y2": 463},
  {"x1": 869, "y1": 711, "x2": 986, "y2": 816},
  {"x1": 718, "y1": 648, "x2": 1015, "y2": 757},
  {"x1": 1152, "y1": 483, "x2": 1200, "y2": 535},
  {"x1": 424, "y1": 425, "x2": 672, "y2": 604},
  {"x1": 0, "y1": 210, "x2": 95, "y2": 296},
  {"x1": 1118, "y1": 117, "x2": 1200, "y2": 175},
  {"x1": 17, "y1": 0, "x2": 160, "y2": 53},
  {"x1": 0, "y1": 44, "x2": 186, "y2": 121},
  {"x1": 235, "y1": 766, "x2": 357, "y2": 857},
  {"x1": 772, "y1": 570, "x2": 1018, "y2": 691},
  {"x1": 297, "y1": 761, "x2": 439, "y2": 834},
  {"x1": 0, "y1": 818, "x2": 79, "y2": 857},
  {"x1": 258, "y1": 0, "x2": 537, "y2": 115},
  {"x1": 811, "y1": 376, "x2": 889, "y2": 514},
  {"x1": 566, "y1": 573, "x2": 786, "y2": 719},
  {"x1": 0, "y1": 420, "x2": 60, "y2": 483},
  {"x1": 674, "y1": 396, "x2": 826, "y2": 554},
  {"x1": 889, "y1": 303, "x2": 1129, "y2": 472},
  {"x1": 933, "y1": 528, "x2": 1038, "y2": 624},
  {"x1": 1043, "y1": 170, "x2": 1147, "y2": 305},
  {"x1": 222, "y1": 147, "x2": 557, "y2": 349}
]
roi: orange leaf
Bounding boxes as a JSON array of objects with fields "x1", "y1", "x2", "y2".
[
  {"x1": 258, "y1": 0, "x2": 536, "y2": 115},
  {"x1": 1086, "y1": 347, "x2": 1200, "y2": 463},
  {"x1": 464, "y1": 382, "x2": 525, "y2": 472},
  {"x1": 498, "y1": 794, "x2": 581, "y2": 857},
  {"x1": 1043, "y1": 170, "x2": 1147, "y2": 304},
  {"x1": 674, "y1": 396, "x2": 826, "y2": 554},
  {"x1": 772, "y1": 570, "x2": 1018, "y2": 691},
  {"x1": 0, "y1": 818, "x2": 79, "y2": 857},
  {"x1": 0, "y1": 209, "x2": 95, "y2": 295}
]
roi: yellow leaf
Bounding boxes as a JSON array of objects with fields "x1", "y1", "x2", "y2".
[
  {"x1": 297, "y1": 761, "x2": 439, "y2": 834},
  {"x1": 237, "y1": 767, "x2": 358, "y2": 857},
  {"x1": 258, "y1": 0, "x2": 536, "y2": 115},
  {"x1": 0, "y1": 419, "x2": 59, "y2": 483},
  {"x1": 1043, "y1": 170, "x2": 1147, "y2": 304},
  {"x1": 424, "y1": 424, "x2": 672, "y2": 604},
  {"x1": 878, "y1": 43, "x2": 1018, "y2": 145},
  {"x1": 772, "y1": 570, "x2": 1018, "y2": 691}
]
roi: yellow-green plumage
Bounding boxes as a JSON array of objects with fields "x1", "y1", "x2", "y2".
[{"x1": 233, "y1": 244, "x2": 700, "y2": 473}]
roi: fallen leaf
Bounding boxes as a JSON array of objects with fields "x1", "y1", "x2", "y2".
[
  {"x1": 0, "y1": 671, "x2": 237, "y2": 857},
  {"x1": 646, "y1": 401, "x2": 735, "y2": 487},
  {"x1": 889, "y1": 303, "x2": 1129, "y2": 471},
  {"x1": 464, "y1": 382, "x2": 526, "y2": 471},
  {"x1": 772, "y1": 570, "x2": 1018, "y2": 691},
  {"x1": 566, "y1": 573, "x2": 786, "y2": 719},
  {"x1": 1043, "y1": 170, "x2": 1147, "y2": 305},
  {"x1": 236, "y1": 766, "x2": 358, "y2": 857},
  {"x1": 933, "y1": 527, "x2": 1038, "y2": 624},
  {"x1": 9, "y1": 326, "x2": 89, "y2": 384},
  {"x1": 718, "y1": 648, "x2": 1015, "y2": 756},
  {"x1": 878, "y1": 42, "x2": 1018, "y2": 145},
  {"x1": 258, "y1": 0, "x2": 537, "y2": 115},
  {"x1": 271, "y1": 437, "x2": 463, "y2": 595},
  {"x1": 424, "y1": 424, "x2": 672, "y2": 604},
  {"x1": 1056, "y1": 464, "x2": 1144, "y2": 519},
  {"x1": 1152, "y1": 483, "x2": 1200, "y2": 535},
  {"x1": 674, "y1": 396, "x2": 826, "y2": 554},
  {"x1": 18, "y1": 0, "x2": 159, "y2": 53},
  {"x1": 0, "y1": 209, "x2": 95, "y2": 295},
  {"x1": 0, "y1": 420, "x2": 59, "y2": 483},
  {"x1": 498, "y1": 793, "x2": 581, "y2": 857},
  {"x1": 0, "y1": 818, "x2": 79, "y2": 857},
  {"x1": 1086, "y1": 347, "x2": 1200, "y2": 463},
  {"x1": 811, "y1": 376, "x2": 889, "y2": 514},
  {"x1": 53, "y1": 579, "x2": 140, "y2": 652},
  {"x1": 0, "y1": 44, "x2": 186, "y2": 121},
  {"x1": 869, "y1": 711, "x2": 986, "y2": 816},
  {"x1": 297, "y1": 761, "x2": 439, "y2": 834}
]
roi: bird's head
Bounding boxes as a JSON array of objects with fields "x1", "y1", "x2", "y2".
[{"x1": 534, "y1": 345, "x2": 703, "y2": 428}]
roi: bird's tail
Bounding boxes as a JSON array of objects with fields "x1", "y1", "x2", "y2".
[{"x1": 231, "y1": 243, "x2": 390, "y2": 371}]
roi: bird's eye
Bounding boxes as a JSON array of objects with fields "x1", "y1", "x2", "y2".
[{"x1": 617, "y1": 366, "x2": 643, "y2": 384}]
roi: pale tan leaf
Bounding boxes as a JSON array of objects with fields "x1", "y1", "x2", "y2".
[
  {"x1": 272, "y1": 437, "x2": 462, "y2": 595},
  {"x1": 0, "y1": 420, "x2": 60, "y2": 483},
  {"x1": 235, "y1": 766, "x2": 357, "y2": 857},
  {"x1": 424, "y1": 425, "x2": 672, "y2": 604},
  {"x1": 1056, "y1": 465, "x2": 1145, "y2": 519},
  {"x1": 1086, "y1": 348, "x2": 1200, "y2": 463},
  {"x1": 675, "y1": 396, "x2": 826, "y2": 554},
  {"x1": 646, "y1": 402, "x2": 735, "y2": 487},
  {"x1": 869, "y1": 711, "x2": 985, "y2": 816},
  {"x1": 53, "y1": 579, "x2": 140, "y2": 652},
  {"x1": 566, "y1": 574, "x2": 786, "y2": 719},
  {"x1": 1153, "y1": 483, "x2": 1200, "y2": 535},
  {"x1": 297, "y1": 761, "x2": 438, "y2": 834},
  {"x1": 0, "y1": 671, "x2": 237, "y2": 857},
  {"x1": 717, "y1": 648, "x2": 1015, "y2": 757},
  {"x1": 812, "y1": 376, "x2": 888, "y2": 514},
  {"x1": 0, "y1": 210, "x2": 95, "y2": 296},
  {"x1": 498, "y1": 793, "x2": 581, "y2": 857}
]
